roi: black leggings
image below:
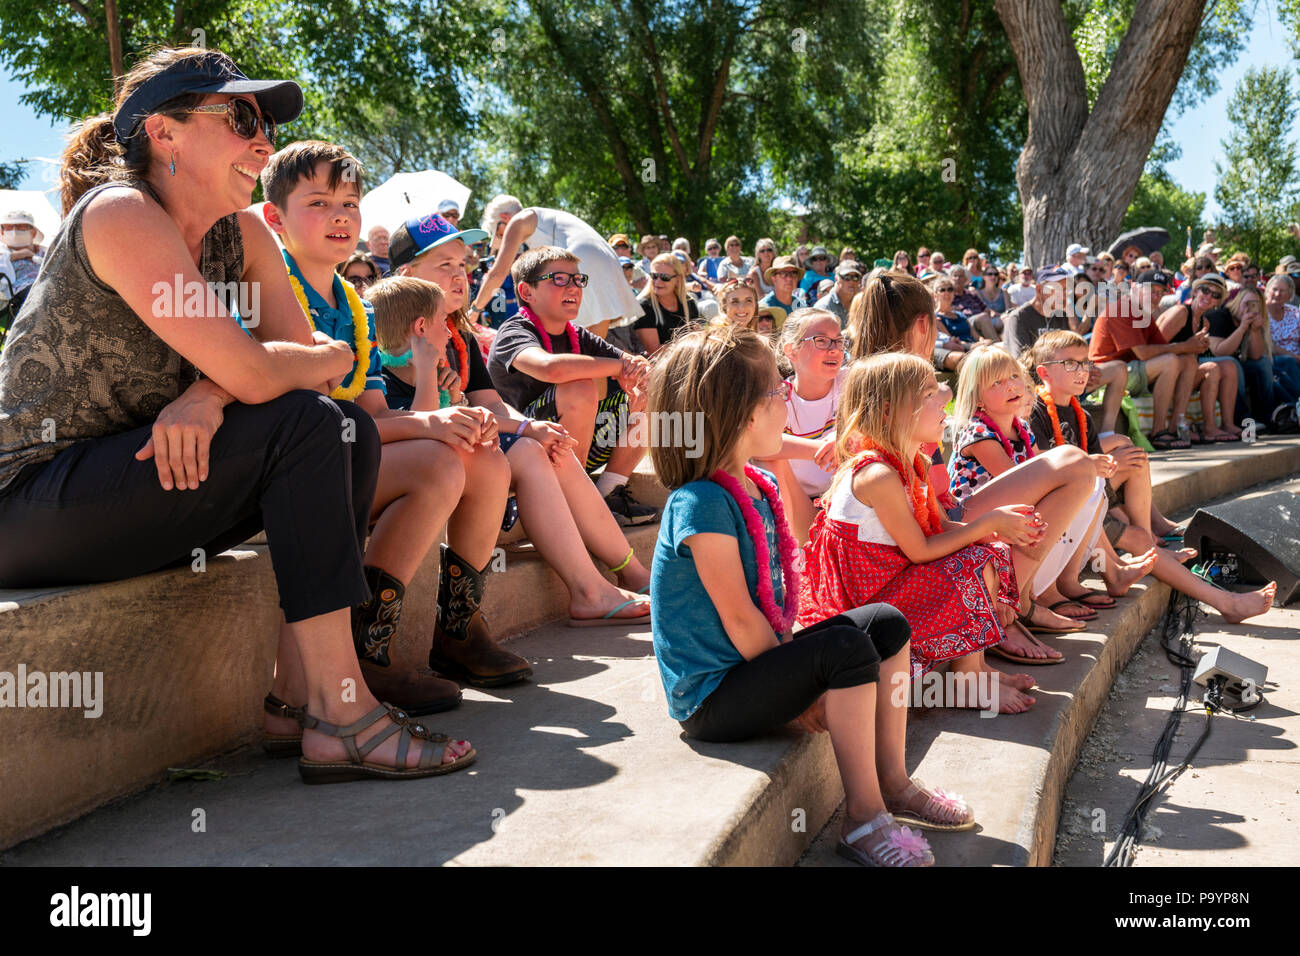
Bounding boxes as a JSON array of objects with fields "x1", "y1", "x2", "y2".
[
  {"x1": 680, "y1": 603, "x2": 910, "y2": 743},
  {"x1": 0, "y1": 390, "x2": 380, "y2": 623}
]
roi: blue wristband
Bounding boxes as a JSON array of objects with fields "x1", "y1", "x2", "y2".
[{"x1": 515, "y1": 419, "x2": 530, "y2": 436}]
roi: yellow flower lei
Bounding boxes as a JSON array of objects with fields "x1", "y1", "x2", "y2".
[{"x1": 288, "y1": 272, "x2": 372, "y2": 401}]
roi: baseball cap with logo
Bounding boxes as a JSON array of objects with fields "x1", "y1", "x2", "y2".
[{"x1": 389, "y1": 213, "x2": 490, "y2": 269}]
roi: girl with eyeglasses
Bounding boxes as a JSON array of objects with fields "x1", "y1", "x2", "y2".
[
  {"x1": 752, "y1": 309, "x2": 847, "y2": 543},
  {"x1": 635, "y1": 252, "x2": 699, "y2": 355}
]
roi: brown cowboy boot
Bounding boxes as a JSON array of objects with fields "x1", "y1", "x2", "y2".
[
  {"x1": 428, "y1": 543, "x2": 533, "y2": 686},
  {"x1": 353, "y1": 565, "x2": 462, "y2": 716}
]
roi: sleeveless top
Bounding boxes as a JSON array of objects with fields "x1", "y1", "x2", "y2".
[
  {"x1": 0, "y1": 180, "x2": 244, "y2": 492},
  {"x1": 827, "y1": 473, "x2": 897, "y2": 545}
]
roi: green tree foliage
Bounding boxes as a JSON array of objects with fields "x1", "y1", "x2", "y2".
[
  {"x1": 1123, "y1": 174, "x2": 1206, "y2": 266},
  {"x1": 1214, "y1": 65, "x2": 1300, "y2": 267},
  {"x1": 0, "y1": 160, "x2": 26, "y2": 190}
]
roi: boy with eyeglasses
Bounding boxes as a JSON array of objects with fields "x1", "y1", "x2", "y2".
[{"x1": 488, "y1": 246, "x2": 658, "y2": 525}]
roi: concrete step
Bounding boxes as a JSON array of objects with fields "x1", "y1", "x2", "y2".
[
  {"x1": 0, "y1": 507, "x2": 658, "y2": 851},
  {"x1": 3, "y1": 436, "x2": 1299, "y2": 862}
]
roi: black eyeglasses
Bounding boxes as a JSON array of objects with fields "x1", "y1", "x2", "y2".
[
  {"x1": 801, "y1": 334, "x2": 845, "y2": 352},
  {"x1": 344, "y1": 274, "x2": 374, "y2": 289},
  {"x1": 1042, "y1": 359, "x2": 1094, "y2": 373},
  {"x1": 534, "y1": 271, "x2": 589, "y2": 287},
  {"x1": 650, "y1": 272, "x2": 677, "y2": 282},
  {"x1": 185, "y1": 99, "x2": 276, "y2": 145},
  {"x1": 935, "y1": 285, "x2": 955, "y2": 293}
]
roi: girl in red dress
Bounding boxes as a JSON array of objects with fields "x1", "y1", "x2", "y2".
[{"x1": 799, "y1": 353, "x2": 1046, "y2": 714}]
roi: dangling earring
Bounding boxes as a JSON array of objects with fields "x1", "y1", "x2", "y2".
[{"x1": 169, "y1": 151, "x2": 177, "y2": 176}]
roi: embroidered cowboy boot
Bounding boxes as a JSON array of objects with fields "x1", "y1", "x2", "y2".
[
  {"x1": 353, "y1": 565, "x2": 462, "y2": 715},
  {"x1": 428, "y1": 543, "x2": 533, "y2": 687}
]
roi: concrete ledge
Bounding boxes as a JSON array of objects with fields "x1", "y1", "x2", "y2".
[
  {"x1": 0, "y1": 549, "x2": 281, "y2": 850},
  {"x1": 4, "y1": 438, "x2": 1298, "y2": 862}
]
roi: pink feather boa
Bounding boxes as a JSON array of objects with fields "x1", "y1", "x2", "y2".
[
  {"x1": 711, "y1": 465, "x2": 801, "y2": 635},
  {"x1": 519, "y1": 304, "x2": 581, "y2": 354}
]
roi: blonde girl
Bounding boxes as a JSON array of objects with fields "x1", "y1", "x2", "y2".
[
  {"x1": 947, "y1": 344, "x2": 1107, "y2": 660},
  {"x1": 800, "y1": 352, "x2": 1042, "y2": 714},
  {"x1": 851, "y1": 275, "x2": 1099, "y2": 660},
  {"x1": 649, "y1": 325, "x2": 971, "y2": 866},
  {"x1": 712, "y1": 279, "x2": 759, "y2": 330},
  {"x1": 749, "y1": 238, "x2": 777, "y2": 297},
  {"x1": 635, "y1": 251, "x2": 699, "y2": 354}
]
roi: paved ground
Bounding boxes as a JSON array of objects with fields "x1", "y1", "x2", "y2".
[{"x1": 1053, "y1": 478, "x2": 1300, "y2": 867}]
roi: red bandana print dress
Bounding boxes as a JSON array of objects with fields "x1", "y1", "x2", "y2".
[{"x1": 797, "y1": 454, "x2": 1020, "y2": 680}]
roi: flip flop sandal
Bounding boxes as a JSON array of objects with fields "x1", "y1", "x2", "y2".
[
  {"x1": 836, "y1": 811, "x2": 934, "y2": 867},
  {"x1": 262, "y1": 693, "x2": 305, "y2": 757},
  {"x1": 1048, "y1": 599, "x2": 1097, "y2": 621},
  {"x1": 1161, "y1": 524, "x2": 1188, "y2": 540},
  {"x1": 1062, "y1": 588, "x2": 1117, "y2": 609},
  {"x1": 885, "y1": 779, "x2": 976, "y2": 832},
  {"x1": 298, "y1": 703, "x2": 475, "y2": 784},
  {"x1": 1150, "y1": 430, "x2": 1190, "y2": 450},
  {"x1": 989, "y1": 625, "x2": 1066, "y2": 665},
  {"x1": 568, "y1": 598, "x2": 651, "y2": 628},
  {"x1": 1212, "y1": 433, "x2": 1239, "y2": 442}
]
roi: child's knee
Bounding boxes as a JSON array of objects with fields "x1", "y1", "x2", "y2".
[{"x1": 555, "y1": 378, "x2": 599, "y2": 415}]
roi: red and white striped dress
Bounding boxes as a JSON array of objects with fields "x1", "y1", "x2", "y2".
[{"x1": 797, "y1": 454, "x2": 1019, "y2": 679}]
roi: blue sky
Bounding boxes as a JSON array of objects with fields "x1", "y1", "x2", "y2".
[{"x1": 3, "y1": 6, "x2": 1296, "y2": 221}]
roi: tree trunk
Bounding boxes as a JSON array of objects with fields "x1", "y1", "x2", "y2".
[
  {"x1": 995, "y1": 0, "x2": 1206, "y2": 266},
  {"x1": 105, "y1": 0, "x2": 125, "y2": 82}
]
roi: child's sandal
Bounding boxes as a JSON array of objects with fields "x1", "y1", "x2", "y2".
[
  {"x1": 297, "y1": 703, "x2": 475, "y2": 784},
  {"x1": 885, "y1": 778, "x2": 976, "y2": 831},
  {"x1": 836, "y1": 811, "x2": 935, "y2": 867}
]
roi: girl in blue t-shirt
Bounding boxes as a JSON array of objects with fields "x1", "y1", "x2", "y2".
[{"x1": 647, "y1": 325, "x2": 975, "y2": 867}]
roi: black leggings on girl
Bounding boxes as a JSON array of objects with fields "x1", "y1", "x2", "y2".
[
  {"x1": 0, "y1": 390, "x2": 380, "y2": 623},
  {"x1": 680, "y1": 603, "x2": 910, "y2": 743}
]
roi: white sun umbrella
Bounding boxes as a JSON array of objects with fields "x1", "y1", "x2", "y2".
[{"x1": 360, "y1": 170, "x2": 472, "y2": 237}]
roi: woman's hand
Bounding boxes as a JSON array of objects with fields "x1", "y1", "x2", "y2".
[{"x1": 135, "y1": 379, "x2": 228, "y2": 491}]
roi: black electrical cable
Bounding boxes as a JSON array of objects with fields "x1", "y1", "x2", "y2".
[{"x1": 1103, "y1": 587, "x2": 1210, "y2": 867}]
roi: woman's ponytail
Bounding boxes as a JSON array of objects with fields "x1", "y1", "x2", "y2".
[{"x1": 60, "y1": 112, "x2": 131, "y2": 213}]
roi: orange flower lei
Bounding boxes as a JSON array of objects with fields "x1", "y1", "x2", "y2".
[
  {"x1": 858, "y1": 438, "x2": 944, "y2": 536},
  {"x1": 288, "y1": 273, "x2": 371, "y2": 401},
  {"x1": 446, "y1": 318, "x2": 470, "y2": 390},
  {"x1": 1036, "y1": 385, "x2": 1088, "y2": 450}
]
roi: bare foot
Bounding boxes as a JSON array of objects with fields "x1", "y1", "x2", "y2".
[
  {"x1": 570, "y1": 584, "x2": 651, "y2": 622},
  {"x1": 1160, "y1": 545, "x2": 1197, "y2": 564},
  {"x1": 1219, "y1": 581, "x2": 1277, "y2": 624},
  {"x1": 1024, "y1": 601, "x2": 1084, "y2": 631},
  {"x1": 1000, "y1": 621, "x2": 1064, "y2": 661},
  {"x1": 1103, "y1": 548, "x2": 1157, "y2": 596},
  {"x1": 996, "y1": 686, "x2": 1036, "y2": 714},
  {"x1": 983, "y1": 661, "x2": 1036, "y2": 691},
  {"x1": 1047, "y1": 599, "x2": 1096, "y2": 621}
]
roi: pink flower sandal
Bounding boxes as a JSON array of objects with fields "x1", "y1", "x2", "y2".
[
  {"x1": 836, "y1": 811, "x2": 935, "y2": 867},
  {"x1": 885, "y1": 778, "x2": 976, "y2": 831}
]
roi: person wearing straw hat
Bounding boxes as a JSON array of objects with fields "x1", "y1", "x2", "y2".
[{"x1": 0, "y1": 210, "x2": 45, "y2": 297}]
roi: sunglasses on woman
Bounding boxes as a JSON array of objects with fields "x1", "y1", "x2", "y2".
[
  {"x1": 1196, "y1": 287, "x2": 1223, "y2": 301},
  {"x1": 650, "y1": 272, "x2": 678, "y2": 282},
  {"x1": 936, "y1": 285, "x2": 954, "y2": 293},
  {"x1": 185, "y1": 98, "x2": 277, "y2": 145}
]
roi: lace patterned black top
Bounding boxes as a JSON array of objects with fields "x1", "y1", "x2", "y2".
[{"x1": 0, "y1": 180, "x2": 243, "y2": 492}]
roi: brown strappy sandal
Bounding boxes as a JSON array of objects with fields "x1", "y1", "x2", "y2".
[
  {"x1": 262, "y1": 693, "x2": 305, "y2": 757},
  {"x1": 297, "y1": 703, "x2": 475, "y2": 784}
]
